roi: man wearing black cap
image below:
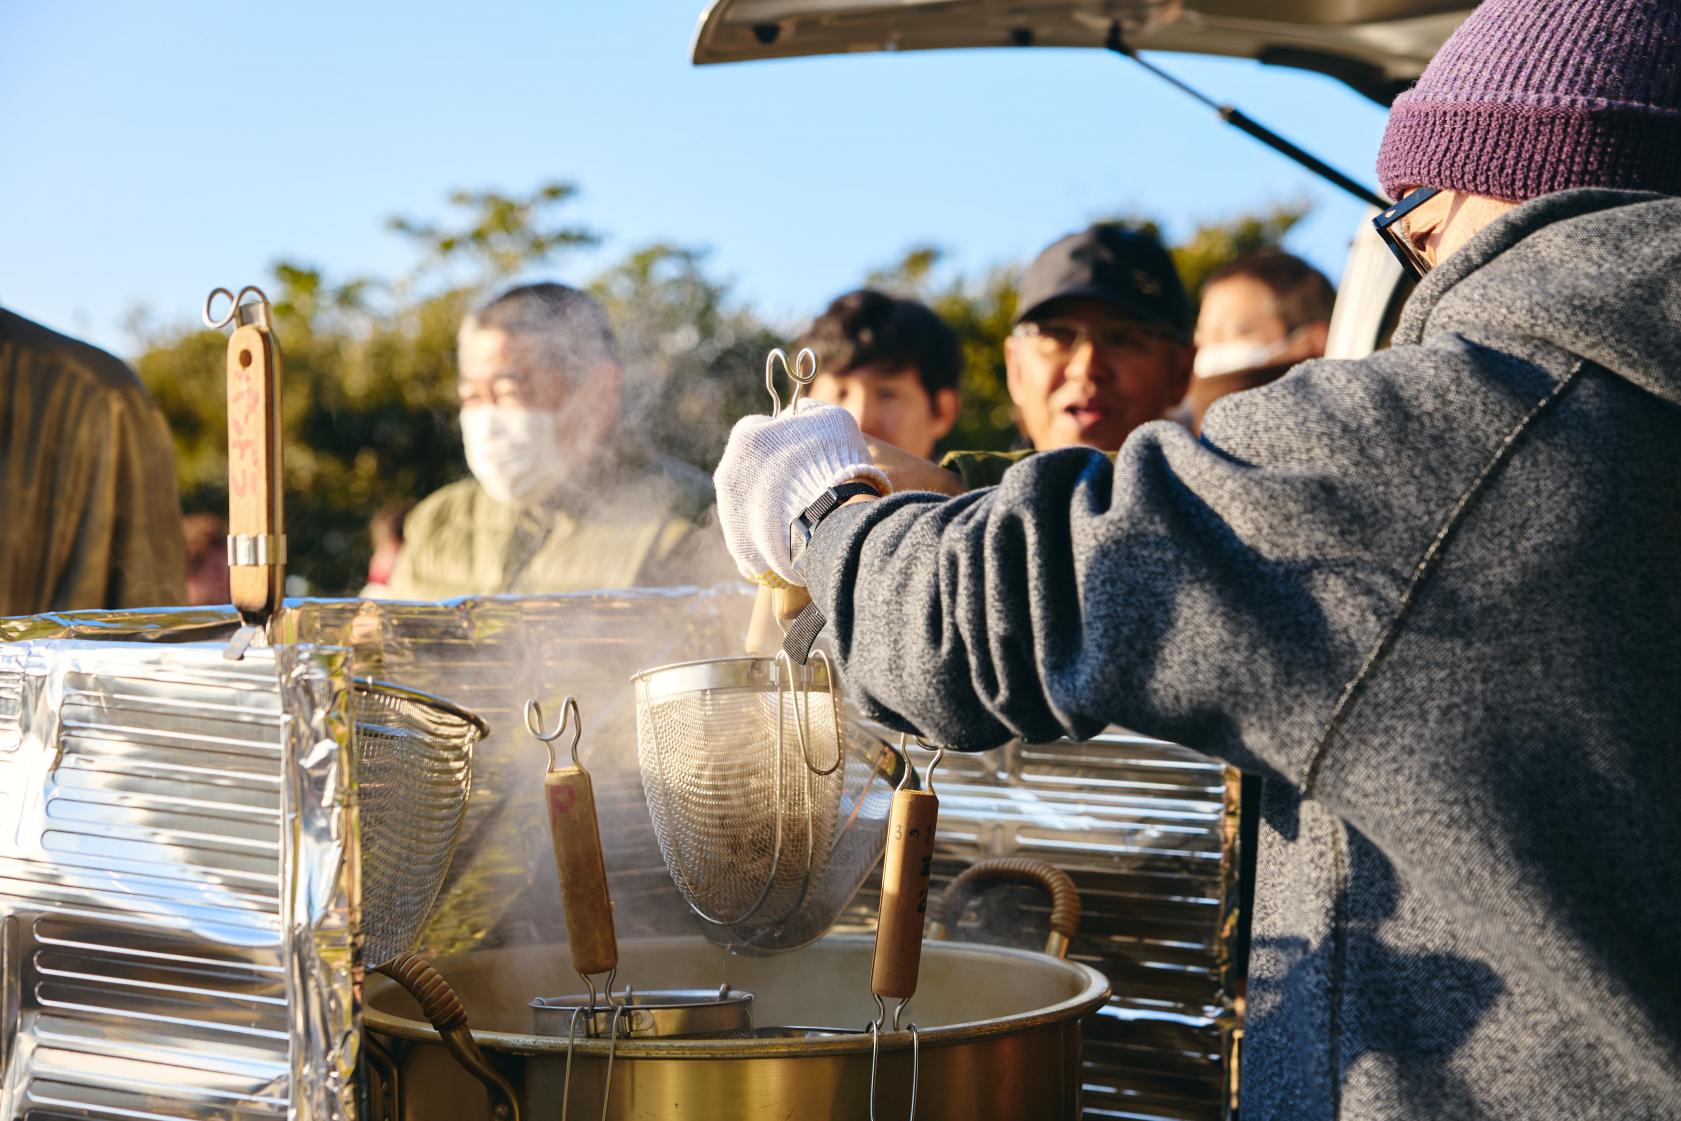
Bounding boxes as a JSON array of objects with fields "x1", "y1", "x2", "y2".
[
  {"x1": 868, "y1": 223, "x2": 1194, "y2": 494},
  {"x1": 1006, "y1": 223, "x2": 1193, "y2": 452}
]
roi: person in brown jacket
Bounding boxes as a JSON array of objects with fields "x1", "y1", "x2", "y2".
[{"x1": 0, "y1": 308, "x2": 185, "y2": 614}]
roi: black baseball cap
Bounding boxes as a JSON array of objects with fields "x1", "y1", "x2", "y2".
[{"x1": 1014, "y1": 224, "x2": 1192, "y2": 342}]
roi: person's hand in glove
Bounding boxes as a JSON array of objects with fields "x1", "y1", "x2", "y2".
[{"x1": 714, "y1": 399, "x2": 891, "y2": 588}]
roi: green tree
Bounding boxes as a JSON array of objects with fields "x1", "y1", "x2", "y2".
[{"x1": 388, "y1": 182, "x2": 599, "y2": 281}]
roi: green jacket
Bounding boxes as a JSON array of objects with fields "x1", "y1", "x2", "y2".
[
  {"x1": 382, "y1": 451, "x2": 719, "y2": 599},
  {"x1": 939, "y1": 449, "x2": 1036, "y2": 491}
]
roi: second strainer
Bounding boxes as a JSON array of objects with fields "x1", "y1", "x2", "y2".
[{"x1": 634, "y1": 652, "x2": 899, "y2": 951}]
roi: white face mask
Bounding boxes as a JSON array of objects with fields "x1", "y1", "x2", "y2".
[
  {"x1": 1193, "y1": 330, "x2": 1301, "y2": 380},
  {"x1": 459, "y1": 406, "x2": 583, "y2": 508}
]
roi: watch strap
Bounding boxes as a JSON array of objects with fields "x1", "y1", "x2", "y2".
[{"x1": 782, "y1": 479, "x2": 881, "y2": 665}]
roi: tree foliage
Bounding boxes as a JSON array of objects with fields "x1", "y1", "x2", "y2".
[{"x1": 133, "y1": 181, "x2": 1312, "y2": 595}]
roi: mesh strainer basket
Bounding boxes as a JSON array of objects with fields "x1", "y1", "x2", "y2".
[
  {"x1": 353, "y1": 678, "x2": 487, "y2": 968},
  {"x1": 633, "y1": 655, "x2": 907, "y2": 954}
]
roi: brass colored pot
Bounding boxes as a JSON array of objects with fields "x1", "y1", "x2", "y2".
[{"x1": 363, "y1": 935, "x2": 1108, "y2": 1121}]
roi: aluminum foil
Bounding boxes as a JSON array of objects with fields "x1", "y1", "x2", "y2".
[
  {"x1": 0, "y1": 637, "x2": 354, "y2": 1121},
  {"x1": 278, "y1": 642, "x2": 359, "y2": 1121},
  {"x1": 1, "y1": 588, "x2": 1240, "y2": 1121}
]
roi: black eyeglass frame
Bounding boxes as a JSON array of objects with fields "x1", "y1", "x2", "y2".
[{"x1": 1372, "y1": 186, "x2": 1443, "y2": 281}]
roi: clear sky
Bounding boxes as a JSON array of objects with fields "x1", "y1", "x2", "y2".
[{"x1": 0, "y1": 0, "x2": 1392, "y2": 357}]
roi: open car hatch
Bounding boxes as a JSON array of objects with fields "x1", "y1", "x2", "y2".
[{"x1": 692, "y1": 0, "x2": 1472, "y2": 105}]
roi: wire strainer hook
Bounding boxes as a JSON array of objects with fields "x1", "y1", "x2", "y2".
[
  {"x1": 202, "y1": 285, "x2": 271, "y2": 330},
  {"x1": 765, "y1": 346, "x2": 819, "y2": 418},
  {"x1": 527, "y1": 695, "x2": 583, "y2": 769},
  {"x1": 777, "y1": 648, "x2": 842, "y2": 776},
  {"x1": 868, "y1": 1004, "x2": 921, "y2": 1121},
  {"x1": 895, "y1": 736, "x2": 946, "y2": 794}
]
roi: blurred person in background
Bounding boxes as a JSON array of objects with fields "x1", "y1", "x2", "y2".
[
  {"x1": 1185, "y1": 249, "x2": 1335, "y2": 434},
  {"x1": 381, "y1": 282, "x2": 716, "y2": 599},
  {"x1": 181, "y1": 513, "x2": 231, "y2": 606},
  {"x1": 798, "y1": 289, "x2": 961, "y2": 460},
  {"x1": 873, "y1": 223, "x2": 1195, "y2": 494},
  {"x1": 0, "y1": 307, "x2": 185, "y2": 614},
  {"x1": 359, "y1": 500, "x2": 412, "y2": 597}
]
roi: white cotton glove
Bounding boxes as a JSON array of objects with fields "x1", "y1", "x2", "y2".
[{"x1": 714, "y1": 399, "x2": 891, "y2": 588}]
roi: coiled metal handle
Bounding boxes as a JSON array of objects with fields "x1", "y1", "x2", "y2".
[
  {"x1": 375, "y1": 952, "x2": 522, "y2": 1121},
  {"x1": 929, "y1": 857, "x2": 1082, "y2": 959}
]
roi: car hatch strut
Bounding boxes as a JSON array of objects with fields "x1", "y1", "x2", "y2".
[{"x1": 1106, "y1": 22, "x2": 1388, "y2": 210}]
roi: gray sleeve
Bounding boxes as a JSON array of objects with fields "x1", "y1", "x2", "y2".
[{"x1": 804, "y1": 343, "x2": 1547, "y2": 784}]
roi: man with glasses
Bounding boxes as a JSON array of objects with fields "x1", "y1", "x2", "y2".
[
  {"x1": 382, "y1": 282, "x2": 716, "y2": 598},
  {"x1": 873, "y1": 224, "x2": 1194, "y2": 494},
  {"x1": 1004, "y1": 224, "x2": 1193, "y2": 453},
  {"x1": 713, "y1": 0, "x2": 1681, "y2": 1116}
]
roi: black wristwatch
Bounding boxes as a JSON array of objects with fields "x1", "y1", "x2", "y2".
[{"x1": 782, "y1": 480, "x2": 882, "y2": 664}]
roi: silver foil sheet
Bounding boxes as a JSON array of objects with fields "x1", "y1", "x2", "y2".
[
  {"x1": 2, "y1": 589, "x2": 1238, "y2": 1121},
  {"x1": 0, "y1": 637, "x2": 357, "y2": 1121}
]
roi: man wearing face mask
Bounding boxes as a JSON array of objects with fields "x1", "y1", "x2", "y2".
[
  {"x1": 1185, "y1": 249, "x2": 1334, "y2": 434},
  {"x1": 714, "y1": 1, "x2": 1681, "y2": 1116},
  {"x1": 382, "y1": 282, "x2": 715, "y2": 599}
]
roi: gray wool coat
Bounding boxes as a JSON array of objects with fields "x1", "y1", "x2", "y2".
[{"x1": 806, "y1": 189, "x2": 1681, "y2": 1120}]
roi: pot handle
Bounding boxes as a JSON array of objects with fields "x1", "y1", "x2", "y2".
[
  {"x1": 375, "y1": 952, "x2": 523, "y2": 1121},
  {"x1": 927, "y1": 857, "x2": 1082, "y2": 959}
]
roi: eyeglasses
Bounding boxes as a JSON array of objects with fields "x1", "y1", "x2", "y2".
[
  {"x1": 1015, "y1": 319, "x2": 1174, "y2": 361},
  {"x1": 1373, "y1": 186, "x2": 1443, "y2": 281}
]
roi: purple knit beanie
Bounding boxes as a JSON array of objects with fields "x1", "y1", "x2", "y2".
[{"x1": 1377, "y1": 0, "x2": 1681, "y2": 201}]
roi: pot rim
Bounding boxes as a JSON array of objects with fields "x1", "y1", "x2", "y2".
[{"x1": 365, "y1": 935, "x2": 1110, "y2": 1058}]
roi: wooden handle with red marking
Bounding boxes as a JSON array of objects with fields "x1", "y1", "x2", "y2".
[
  {"x1": 870, "y1": 787, "x2": 939, "y2": 1000},
  {"x1": 225, "y1": 320, "x2": 284, "y2": 621},
  {"x1": 545, "y1": 767, "x2": 617, "y2": 977}
]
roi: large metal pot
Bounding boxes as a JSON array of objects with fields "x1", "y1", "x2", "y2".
[{"x1": 363, "y1": 935, "x2": 1108, "y2": 1120}]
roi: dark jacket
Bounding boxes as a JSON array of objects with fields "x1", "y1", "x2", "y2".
[
  {"x1": 0, "y1": 309, "x2": 185, "y2": 614},
  {"x1": 807, "y1": 189, "x2": 1681, "y2": 1120}
]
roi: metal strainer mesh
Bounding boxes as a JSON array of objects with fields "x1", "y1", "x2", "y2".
[
  {"x1": 354, "y1": 679, "x2": 485, "y2": 968},
  {"x1": 634, "y1": 657, "x2": 904, "y2": 952}
]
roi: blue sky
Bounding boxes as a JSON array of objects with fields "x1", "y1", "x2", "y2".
[{"x1": 0, "y1": 0, "x2": 1391, "y2": 356}]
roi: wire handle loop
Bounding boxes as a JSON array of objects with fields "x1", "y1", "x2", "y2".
[
  {"x1": 559, "y1": 979, "x2": 628, "y2": 1121},
  {"x1": 527, "y1": 695, "x2": 583, "y2": 769},
  {"x1": 599, "y1": 985, "x2": 630, "y2": 1121},
  {"x1": 777, "y1": 649, "x2": 842, "y2": 776},
  {"x1": 202, "y1": 285, "x2": 272, "y2": 331},
  {"x1": 867, "y1": 1010, "x2": 921, "y2": 1121},
  {"x1": 560, "y1": 1004, "x2": 587, "y2": 1121},
  {"x1": 895, "y1": 736, "x2": 945, "y2": 794},
  {"x1": 764, "y1": 346, "x2": 819, "y2": 418}
]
